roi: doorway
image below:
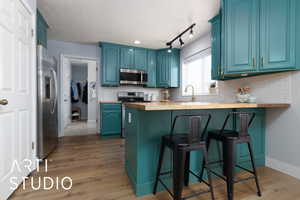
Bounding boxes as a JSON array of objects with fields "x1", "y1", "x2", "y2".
[{"x1": 59, "y1": 55, "x2": 99, "y2": 137}]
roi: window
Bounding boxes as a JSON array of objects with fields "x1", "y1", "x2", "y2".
[{"x1": 182, "y1": 48, "x2": 216, "y2": 96}]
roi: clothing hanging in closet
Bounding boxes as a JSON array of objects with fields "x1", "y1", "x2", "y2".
[{"x1": 82, "y1": 82, "x2": 88, "y2": 104}]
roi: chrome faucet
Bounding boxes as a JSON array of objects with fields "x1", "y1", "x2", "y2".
[{"x1": 184, "y1": 84, "x2": 196, "y2": 102}]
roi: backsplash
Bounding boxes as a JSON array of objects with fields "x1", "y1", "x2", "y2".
[
  {"x1": 171, "y1": 72, "x2": 292, "y2": 103},
  {"x1": 98, "y1": 86, "x2": 162, "y2": 102}
]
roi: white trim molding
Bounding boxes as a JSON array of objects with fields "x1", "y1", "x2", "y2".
[{"x1": 266, "y1": 157, "x2": 300, "y2": 180}]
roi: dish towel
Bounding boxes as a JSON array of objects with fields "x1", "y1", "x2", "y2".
[{"x1": 89, "y1": 82, "x2": 97, "y2": 100}]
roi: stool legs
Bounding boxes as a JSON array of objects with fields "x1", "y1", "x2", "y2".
[
  {"x1": 173, "y1": 149, "x2": 186, "y2": 200},
  {"x1": 247, "y1": 141, "x2": 262, "y2": 197},
  {"x1": 223, "y1": 138, "x2": 236, "y2": 200},
  {"x1": 199, "y1": 137, "x2": 212, "y2": 182},
  {"x1": 203, "y1": 147, "x2": 215, "y2": 200},
  {"x1": 184, "y1": 152, "x2": 190, "y2": 186},
  {"x1": 153, "y1": 139, "x2": 166, "y2": 194}
]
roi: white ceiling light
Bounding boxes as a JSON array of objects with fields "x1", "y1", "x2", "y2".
[{"x1": 134, "y1": 40, "x2": 141, "y2": 44}]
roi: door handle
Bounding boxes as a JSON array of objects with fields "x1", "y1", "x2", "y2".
[{"x1": 0, "y1": 99, "x2": 8, "y2": 105}]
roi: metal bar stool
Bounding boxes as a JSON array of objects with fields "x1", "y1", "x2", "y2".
[
  {"x1": 200, "y1": 112, "x2": 262, "y2": 200},
  {"x1": 153, "y1": 114, "x2": 215, "y2": 200}
]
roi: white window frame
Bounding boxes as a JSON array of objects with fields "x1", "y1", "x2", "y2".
[{"x1": 182, "y1": 48, "x2": 218, "y2": 96}]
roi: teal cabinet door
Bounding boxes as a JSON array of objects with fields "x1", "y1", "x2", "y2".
[
  {"x1": 156, "y1": 49, "x2": 180, "y2": 88},
  {"x1": 260, "y1": 0, "x2": 296, "y2": 71},
  {"x1": 120, "y1": 47, "x2": 134, "y2": 69},
  {"x1": 100, "y1": 104, "x2": 121, "y2": 136},
  {"x1": 36, "y1": 10, "x2": 48, "y2": 47},
  {"x1": 224, "y1": 0, "x2": 259, "y2": 74},
  {"x1": 156, "y1": 50, "x2": 170, "y2": 88},
  {"x1": 134, "y1": 48, "x2": 147, "y2": 71},
  {"x1": 210, "y1": 14, "x2": 222, "y2": 80},
  {"x1": 101, "y1": 43, "x2": 120, "y2": 86},
  {"x1": 146, "y1": 50, "x2": 156, "y2": 88},
  {"x1": 169, "y1": 49, "x2": 180, "y2": 87}
]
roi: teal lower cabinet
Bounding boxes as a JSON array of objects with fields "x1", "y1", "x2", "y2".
[
  {"x1": 124, "y1": 107, "x2": 265, "y2": 196},
  {"x1": 100, "y1": 103, "x2": 122, "y2": 137}
]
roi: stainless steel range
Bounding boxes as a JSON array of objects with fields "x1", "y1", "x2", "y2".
[{"x1": 118, "y1": 92, "x2": 145, "y2": 138}]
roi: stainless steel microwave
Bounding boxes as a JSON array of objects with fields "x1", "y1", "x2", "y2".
[{"x1": 120, "y1": 68, "x2": 148, "y2": 85}]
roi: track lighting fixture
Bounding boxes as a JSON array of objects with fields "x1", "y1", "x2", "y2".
[{"x1": 166, "y1": 23, "x2": 196, "y2": 49}]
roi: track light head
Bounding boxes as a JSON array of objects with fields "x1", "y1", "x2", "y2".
[
  {"x1": 189, "y1": 28, "x2": 194, "y2": 39},
  {"x1": 167, "y1": 45, "x2": 172, "y2": 53},
  {"x1": 179, "y1": 38, "x2": 184, "y2": 47}
]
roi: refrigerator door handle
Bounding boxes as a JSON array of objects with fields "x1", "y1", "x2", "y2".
[{"x1": 50, "y1": 68, "x2": 58, "y2": 114}]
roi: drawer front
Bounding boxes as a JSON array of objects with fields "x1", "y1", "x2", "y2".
[{"x1": 101, "y1": 103, "x2": 121, "y2": 111}]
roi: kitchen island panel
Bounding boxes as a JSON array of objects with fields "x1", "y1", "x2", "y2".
[{"x1": 125, "y1": 107, "x2": 266, "y2": 196}]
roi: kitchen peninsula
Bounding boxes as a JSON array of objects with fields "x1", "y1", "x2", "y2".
[{"x1": 124, "y1": 102, "x2": 289, "y2": 196}]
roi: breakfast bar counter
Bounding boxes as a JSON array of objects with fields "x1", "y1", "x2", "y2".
[
  {"x1": 124, "y1": 102, "x2": 289, "y2": 196},
  {"x1": 125, "y1": 101, "x2": 290, "y2": 111}
]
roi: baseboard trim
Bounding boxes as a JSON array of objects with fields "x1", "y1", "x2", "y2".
[{"x1": 266, "y1": 157, "x2": 300, "y2": 180}]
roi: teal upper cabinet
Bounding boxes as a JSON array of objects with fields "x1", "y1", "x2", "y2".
[
  {"x1": 215, "y1": 0, "x2": 299, "y2": 79},
  {"x1": 120, "y1": 46, "x2": 147, "y2": 71},
  {"x1": 100, "y1": 42, "x2": 180, "y2": 88},
  {"x1": 36, "y1": 10, "x2": 49, "y2": 48},
  {"x1": 134, "y1": 48, "x2": 147, "y2": 71},
  {"x1": 156, "y1": 49, "x2": 180, "y2": 88},
  {"x1": 210, "y1": 14, "x2": 222, "y2": 80},
  {"x1": 259, "y1": 0, "x2": 296, "y2": 71},
  {"x1": 223, "y1": 0, "x2": 259, "y2": 74},
  {"x1": 146, "y1": 50, "x2": 157, "y2": 88},
  {"x1": 100, "y1": 43, "x2": 120, "y2": 86},
  {"x1": 120, "y1": 47, "x2": 134, "y2": 69}
]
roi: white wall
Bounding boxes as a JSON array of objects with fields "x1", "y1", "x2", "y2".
[
  {"x1": 170, "y1": 34, "x2": 300, "y2": 179},
  {"x1": 23, "y1": 0, "x2": 36, "y2": 11}
]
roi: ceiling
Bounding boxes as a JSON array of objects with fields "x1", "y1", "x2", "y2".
[{"x1": 37, "y1": 0, "x2": 220, "y2": 49}]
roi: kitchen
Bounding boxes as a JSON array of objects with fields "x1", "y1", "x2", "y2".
[{"x1": 1, "y1": 0, "x2": 300, "y2": 200}]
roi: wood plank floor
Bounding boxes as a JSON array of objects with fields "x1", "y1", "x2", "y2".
[{"x1": 10, "y1": 135, "x2": 300, "y2": 200}]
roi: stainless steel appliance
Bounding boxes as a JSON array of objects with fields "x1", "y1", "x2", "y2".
[
  {"x1": 37, "y1": 45, "x2": 58, "y2": 160},
  {"x1": 120, "y1": 68, "x2": 148, "y2": 85},
  {"x1": 118, "y1": 92, "x2": 144, "y2": 138}
]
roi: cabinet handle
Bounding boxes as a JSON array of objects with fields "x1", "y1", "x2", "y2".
[
  {"x1": 261, "y1": 57, "x2": 264, "y2": 66},
  {"x1": 252, "y1": 57, "x2": 256, "y2": 67}
]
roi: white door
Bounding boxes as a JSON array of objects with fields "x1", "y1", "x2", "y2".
[
  {"x1": 87, "y1": 60, "x2": 97, "y2": 122},
  {"x1": 62, "y1": 57, "x2": 71, "y2": 128},
  {"x1": 0, "y1": 0, "x2": 35, "y2": 199}
]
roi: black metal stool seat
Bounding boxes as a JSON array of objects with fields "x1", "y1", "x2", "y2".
[
  {"x1": 202, "y1": 112, "x2": 262, "y2": 200},
  {"x1": 153, "y1": 114, "x2": 215, "y2": 200},
  {"x1": 163, "y1": 134, "x2": 206, "y2": 150},
  {"x1": 208, "y1": 130, "x2": 250, "y2": 141}
]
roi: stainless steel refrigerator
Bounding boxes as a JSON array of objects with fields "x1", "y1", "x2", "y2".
[{"x1": 37, "y1": 45, "x2": 58, "y2": 160}]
